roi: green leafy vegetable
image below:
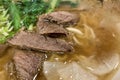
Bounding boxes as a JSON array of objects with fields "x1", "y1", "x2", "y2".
[
  {"x1": 0, "y1": 0, "x2": 77, "y2": 43},
  {"x1": 16, "y1": 0, "x2": 48, "y2": 27},
  {"x1": 0, "y1": 0, "x2": 60, "y2": 43},
  {"x1": 16, "y1": 0, "x2": 60, "y2": 28},
  {"x1": 9, "y1": 1, "x2": 21, "y2": 30},
  {"x1": 47, "y1": 0, "x2": 60, "y2": 13},
  {"x1": 2, "y1": 0, "x2": 21, "y2": 31},
  {"x1": 0, "y1": 6, "x2": 14, "y2": 43}
]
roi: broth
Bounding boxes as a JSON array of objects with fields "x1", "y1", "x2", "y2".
[
  {"x1": 1, "y1": 0, "x2": 120, "y2": 80},
  {"x1": 0, "y1": 48, "x2": 15, "y2": 80}
]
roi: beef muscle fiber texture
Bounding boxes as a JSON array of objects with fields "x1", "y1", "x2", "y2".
[
  {"x1": 13, "y1": 49, "x2": 45, "y2": 80},
  {"x1": 40, "y1": 11, "x2": 79, "y2": 26},
  {"x1": 8, "y1": 30, "x2": 73, "y2": 52},
  {"x1": 37, "y1": 20, "x2": 68, "y2": 37}
]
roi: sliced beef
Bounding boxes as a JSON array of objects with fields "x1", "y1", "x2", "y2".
[
  {"x1": 8, "y1": 31, "x2": 73, "y2": 52},
  {"x1": 37, "y1": 20, "x2": 68, "y2": 37},
  {"x1": 7, "y1": 62, "x2": 18, "y2": 80},
  {"x1": 40, "y1": 11, "x2": 79, "y2": 26},
  {"x1": 13, "y1": 49, "x2": 45, "y2": 80}
]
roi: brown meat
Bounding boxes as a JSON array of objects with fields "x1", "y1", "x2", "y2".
[
  {"x1": 37, "y1": 20, "x2": 68, "y2": 37},
  {"x1": 8, "y1": 31, "x2": 73, "y2": 52},
  {"x1": 40, "y1": 11, "x2": 79, "y2": 26},
  {"x1": 13, "y1": 49, "x2": 45, "y2": 80}
]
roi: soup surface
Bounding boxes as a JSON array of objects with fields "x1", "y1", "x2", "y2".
[{"x1": 1, "y1": 0, "x2": 120, "y2": 80}]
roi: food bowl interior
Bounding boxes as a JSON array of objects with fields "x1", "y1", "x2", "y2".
[{"x1": 0, "y1": 0, "x2": 120, "y2": 80}]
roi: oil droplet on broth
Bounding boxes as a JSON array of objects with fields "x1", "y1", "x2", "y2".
[
  {"x1": 59, "y1": 77, "x2": 63, "y2": 80},
  {"x1": 44, "y1": 71, "x2": 48, "y2": 74}
]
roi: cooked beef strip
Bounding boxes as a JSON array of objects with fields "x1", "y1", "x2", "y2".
[
  {"x1": 40, "y1": 11, "x2": 79, "y2": 26},
  {"x1": 12, "y1": 49, "x2": 45, "y2": 80},
  {"x1": 37, "y1": 20, "x2": 68, "y2": 37},
  {"x1": 6, "y1": 11, "x2": 76, "y2": 80},
  {"x1": 7, "y1": 60, "x2": 19, "y2": 80},
  {"x1": 8, "y1": 30, "x2": 73, "y2": 52}
]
